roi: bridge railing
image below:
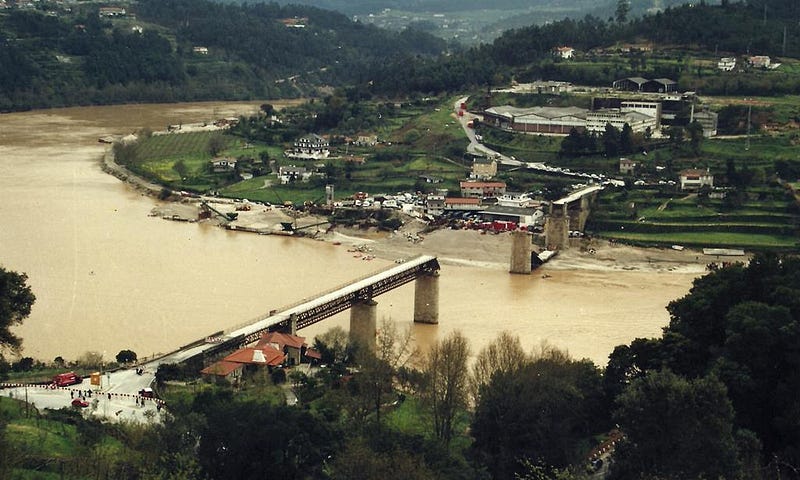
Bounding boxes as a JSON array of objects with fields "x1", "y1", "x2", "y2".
[{"x1": 220, "y1": 255, "x2": 428, "y2": 337}]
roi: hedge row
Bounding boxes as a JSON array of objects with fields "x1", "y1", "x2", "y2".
[{"x1": 588, "y1": 220, "x2": 797, "y2": 236}]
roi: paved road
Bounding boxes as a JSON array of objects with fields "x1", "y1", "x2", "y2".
[{"x1": 3, "y1": 369, "x2": 161, "y2": 423}]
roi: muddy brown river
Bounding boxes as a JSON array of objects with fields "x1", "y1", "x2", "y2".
[{"x1": 0, "y1": 102, "x2": 698, "y2": 367}]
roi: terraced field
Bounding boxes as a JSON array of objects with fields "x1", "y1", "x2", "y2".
[{"x1": 588, "y1": 188, "x2": 800, "y2": 250}]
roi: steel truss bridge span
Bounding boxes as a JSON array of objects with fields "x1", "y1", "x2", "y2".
[{"x1": 170, "y1": 255, "x2": 441, "y2": 364}]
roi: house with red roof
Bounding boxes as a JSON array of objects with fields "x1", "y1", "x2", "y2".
[{"x1": 256, "y1": 332, "x2": 307, "y2": 365}]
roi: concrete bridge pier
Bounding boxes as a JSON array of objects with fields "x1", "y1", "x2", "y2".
[
  {"x1": 510, "y1": 230, "x2": 533, "y2": 274},
  {"x1": 350, "y1": 299, "x2": 377, "y2": 351},
  {"x1": 413, "y1": 271, "x2": 439, "y2": 324}
]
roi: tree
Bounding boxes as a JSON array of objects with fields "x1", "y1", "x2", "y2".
[
  {"x1": 619, "y1": 123, "x2": 635, "y2": 154},
  {"x1": 471, "y1": 348, "x2": 606, "y2": 478},
  {"x1": 313, "y1": 326, "x2": 350, "y2": 365},
  {"x1": 615, "y1": 0, "x2": 630, "y2": 23},
  {"x1": 471, "y1": 331, "x2": 529, "y2": 403},
  {"x1": 116, "y1": 349, "x2": 137, "y2": 364},
  {"x1": 207, "y1": 135, "x2": 226, "y2": 157},
  {"x1": 351, "y1": 319, "x2": 416, "y2": 428},
  {"x1": 421, "y1": 331, "x2": 470, "y2": 444},
  {"x1": 0, "y1": 266, "x2": 35, "y2": 353},
  {"x1": 610, "y1": 370, "x2": 740, "y2": 480},
  {"x1": 602, "y1": 123, "x2": 620, "y2": 157},
  {"x1": 686, "y1": 120, "x2": 704, "y2": 156}
]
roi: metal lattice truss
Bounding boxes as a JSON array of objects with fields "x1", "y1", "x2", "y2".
[{"x1": 237, "y1": 255, "x2": 440, "y2": 344}]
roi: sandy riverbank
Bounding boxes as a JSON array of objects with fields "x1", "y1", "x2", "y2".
[{"x1": 102, "y1": 147, "x2": 739, "y2": 276}]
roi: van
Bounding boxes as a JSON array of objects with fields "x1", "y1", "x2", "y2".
[{"x1": 53, "y1": 372, "x2": 82, "y2": 387}]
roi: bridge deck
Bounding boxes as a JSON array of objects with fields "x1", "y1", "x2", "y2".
[
  {"x1": 159, "y1": 255, "x2": 439, "y2": 365},
  {"x1": 552, "y1": 184, "x2": 603, "y2": 205}
]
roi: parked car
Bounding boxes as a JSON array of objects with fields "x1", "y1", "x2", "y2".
[
  {"x1": 139, "y1": 388, "x2": 155, "y2": 398},
  {"x1": 71, "y1": 398, "x2": 89, "y2": 408}
]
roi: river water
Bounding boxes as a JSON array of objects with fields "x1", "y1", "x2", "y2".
[{"x1": 0, "y1": 102, "x2": 698, "y2": 367}]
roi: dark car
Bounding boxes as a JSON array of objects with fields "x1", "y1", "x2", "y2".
[{"x1": 71, "y1": 398, "x2": 89, "y2": 408}]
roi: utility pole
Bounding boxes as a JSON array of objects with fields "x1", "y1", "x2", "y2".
[{"x1": 745, "y1": 102, "x2": 752, "y2": 151}]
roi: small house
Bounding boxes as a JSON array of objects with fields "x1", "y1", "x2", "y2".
[
  {"x1": 460, "y1": 181, "x2": 507, "y2": 198},
  {"x1": 471, "y1": 157, "x2": 498, "y2": 180},
  {"x1": 718, "y1": 57, "x2": 736, "y2": 71},
  {"x1": 278, "y1": 165, "x2": 310, "y2": 184},
  {"x1": 619, "y1": 158, "x2": 638, "y2": 175},
  {"x1": 553, "y1": 46, "x2": 575, "y2": 59},
  {"x1": 679, "y1": 168, "x2": 714, "y2": 191},
  {"x1": 210, "y1": 158, "x2": 236, "y2": 173},
  {"x1": 256, "y1": 332, "x2": 307, "y2": 366}
]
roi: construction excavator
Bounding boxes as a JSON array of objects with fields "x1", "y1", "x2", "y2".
[{"x1": 199, "y1": 201, "x2": 238, "y2": 222}]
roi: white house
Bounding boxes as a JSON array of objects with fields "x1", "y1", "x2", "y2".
[
  {"x1": 718, "y1": 57, "x2": 736, "y2": 71},
  {"x1": 290, "y1": 133, "x2": 329, "y2": 159},
  {"x1": 278, "y1": 165, "x2": 311, "y2": 184},
  {"x1": 679, "y1": 168, "x2": 714, "y2": 191},
  {"x1": 553, "y1": 46, "x2": 575, "y2": 59}
]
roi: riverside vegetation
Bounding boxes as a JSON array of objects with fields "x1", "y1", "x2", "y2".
[{"x1": 2, "y1": 254, "x2": 800, "y2": 479}]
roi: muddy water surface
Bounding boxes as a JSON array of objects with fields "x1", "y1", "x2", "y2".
[{"x1": 0, "y1": 102, "x2": 698, "y2": 366}]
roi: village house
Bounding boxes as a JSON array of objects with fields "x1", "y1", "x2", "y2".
[
  {"x1": 619, "y1": 158, "x2": 638, "y2": 175},
  {"x1": 471, "y1": 157, "x2": 498, "y2": 180},
  {"x1": 460, "y1": 181, "x2": 507, "y2": 198},
  {"x1": 426, "y1": 195, "x2": 446, "y2": 216},
  {"x1": 679, "y1": 168, "x2": 714, "y2": 191},
  {"x1": 210, "y1": 158, "x2": 236, "y2": 173},
  {"x1": 200, "y1": 345, "x2": 285, "y2": 383},
  {"x1": 553, "y1": 46, "x2": 575, "y2": 59},
  {"x1": 747, "y1": 55, "x2": 771, "y2": 69},
  {"x1": 192, "y1": 46, "x2": 209, "y2": 55},
  {"x1": 278, "y1": 165, "x2": 311, "y2": 184},
  {"x1": 289, "y1": 133, "x2": 329, "y2": 159},
  {"x1": 718, "y1": 57, "x2": 736, "y2": 71},
  {"x1": 98, "y1": 6, "x2": 126, "y2": 17},
  {"x1": 199, "y1": 360, "x2": 242, "y2": 382},
  {"x1": 354, "y1": 135, "x2": 378, "y2": 146},
  {"x1": 256, "y1": 332, "x2": 307, "y2": 366},
  {"x1": 692, "y1": 109, "x2": 719, "y2": 137},
  {"x1": 280, "y1": 17, "x2": 308, "y2": 28},
  {"x1": 444, "y1": 197, "x2": 482, "y2": 212}
]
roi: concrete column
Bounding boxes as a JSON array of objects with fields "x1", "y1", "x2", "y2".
[
  {"x1": 509, "y1": 230, "x2": 532, "y2": 274},
  {"x1": 350, "y1": 299, "x2": 377, "y2": 351},
  {"x1": 414, "y1": 272, "x2": 439, "y2": 324},
  {"x1": 544, "y1": 214, "x2": 570, "y2": 250},
  {"x1": 289, "y1": 313, "x2": 298, "y2": 336}
]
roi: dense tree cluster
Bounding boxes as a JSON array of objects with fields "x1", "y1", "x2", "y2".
[{"x1": 606, "y1": 254, "x2": 800, "y2": 477}]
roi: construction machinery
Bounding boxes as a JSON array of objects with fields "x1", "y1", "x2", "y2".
[{"x1": 199, "y1": 201, "x2": 238, "y2": 222}]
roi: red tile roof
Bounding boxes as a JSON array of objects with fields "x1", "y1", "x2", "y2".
[
  {"x1": 201, "y1": 360, "x2": 242, "y2": 377},
  {"x1": 223, "y1": 346, "x2": 284, "y2": 366},
  {"x1": 256, "y1": 332, "x2": 306, "y2": 350},
  {"x1": 460, "y1": 181, "x2": 507, "y2": 188},
  {"x1": 444, "y1": 197, "x2": 481, "y2": 205}
]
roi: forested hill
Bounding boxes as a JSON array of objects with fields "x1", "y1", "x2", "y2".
[
  {"x1": 365, "y1": 0, "x2": 800, "y2": 96},
  {"x1": 2, "y1": 0, "x2": 800, "y2": 111},
  {"x1": 0, "y1": 0, "x2": 445, "y2": 111}
]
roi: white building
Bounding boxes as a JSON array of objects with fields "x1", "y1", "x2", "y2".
[
  {"x1": 289, "y1": 133, "x2": 329, "y2": 159},
  {"x1": 679, "y1": 168, "x2": 714, "y2": 190},
  {"x1": 718, "y1": 57, "x2": 736, "y2": 71},
  {"x1": 586, "y1": 109, "x2": 657, "y2": 134}
]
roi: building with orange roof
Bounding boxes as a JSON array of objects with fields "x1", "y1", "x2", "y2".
[
  {"x1": 256, "y1": 332, "x2": 306, "y2": 365},
  {"x1": 200, "y1": 360, "x2": 243, "y2": 382}
]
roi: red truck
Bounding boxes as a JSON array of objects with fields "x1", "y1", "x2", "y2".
[{"x1": 53, "y1": 372, "x2": 82, "y2": 387}]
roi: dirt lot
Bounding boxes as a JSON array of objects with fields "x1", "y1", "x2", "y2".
[
  {"x1": 324, "y1": 217, "x2": 731, "y2": 275},
  {"x1": 147, "y1": 199, "x2": 741, "y2": 274}
]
